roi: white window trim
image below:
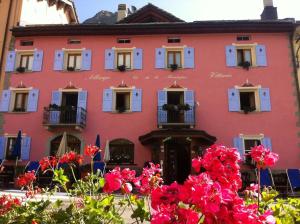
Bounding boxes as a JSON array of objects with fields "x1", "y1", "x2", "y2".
[
  {"x1": 235, "y1": 85, "x2": 262, "y2": 112},
  {"x1": 8, "y1": 88, "x2": 32, "y2": 113},
  {"x1": 239, "y1": 133, "x2": 264, "y2": 156},
  {"x1": 112, "y1": 47, "x2": 135, "y2": 70},
  {"x1": 232, "y1": 43, "x2": 258, "y2": 67},
  {"x1": 15, "y1": 50, "x2": 35, "y2": 72},
  {"x1": 2, "y1": 134, "x2": 27, "y2": 161},
  {"x1": 111, "y1": 87, "x2": 135, "y2": 113}
]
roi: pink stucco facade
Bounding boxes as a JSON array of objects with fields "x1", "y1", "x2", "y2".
[{"x1": 1, "y1": 29, "x2": 299, "y2": 175}]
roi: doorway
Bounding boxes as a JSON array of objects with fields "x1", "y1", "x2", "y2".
[
  {"x1": 50, "y1": 134, "x2": 81, "y2": 156},
  {"x1": 61, "y1": 92, "x2": 78, "y2": 123},
  {"x1": 167, "y1": 91, "x2": 184, "y2": 123},
  {"x1": 164, "y1": 138, "x2": 191, "y2": 184}
]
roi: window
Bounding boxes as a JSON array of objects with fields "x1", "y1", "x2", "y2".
[
  {"x1": 244, "y1": 138, "x2": 261, "y2": 165},
  {"x1": 240, "y1": 91, "x2": 256, "y2": 112},
  {"x1": 5, "y1": 137, "x2": 17, "y2": 160},
  {"x1": 20, "y1": 40, "x2": 34, "y2": 46},
  {"x1": 115, "y1": 91, "x2": 131, "y2": 112},
  {"x1": 13, "y1": 92, "x2": 29, "y2": 112},
  {"x1": 117, "y1": 52, "x2": 131, "y2": 69},
  {"x1": 237, "y1": 36, "x2": 251, "y2": 41},
  {"x1": 168, "y1": 37, "x2": 181, "y2": 43},
  {"x1": 17, "y1": 54, "x2": 34, "y2": 72},
  {"x1": 167, "y1": 51, "x2": 182, "y2": 68},
  {"x1": 68, "y1": 39, "x2": 81, "y2": 44},
  {"x1": 109, "y1": 139, "x2": 134, "y2": 164},
  {"x1": 117, "y1": 38, "x2": 131, "y2": 44},
  {"x1": 50, "y1": 134, "x2": 81, "y2": 156},
  {"x1": 237, "y1": 48, "x2": 252, "y2": 67},
  {"x1": 67, "y1": 53, "x2": 82, "y2": 71}
]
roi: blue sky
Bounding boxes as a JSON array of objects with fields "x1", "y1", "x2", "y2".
[{"x1": 73, "y1": 0, "x2": 300, "y2": 23}]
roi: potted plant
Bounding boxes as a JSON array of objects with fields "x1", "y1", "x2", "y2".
[
  {"x1": 239, "y1": 61, "x2": 251, "y2": 70},
  {"x1": 16, "y1": 67, "x2": 26, "y2": 73},
  {"x1": 170, "y1": 64, "x2": 178, "y2": 71},
  {"x1": 162, "y1": 104, "x2": 176, "y2": 111},
  {"x1": 67, "y1": 66, "x2": 75, "y2": 71},
  {"x1": 117, "y1": 65, "x2": 126, "y2": 72},
  {"x1": 117, "y1": 107, "x2": 126, "y2": 113},
  {"x1": 178, "y1": 104, "x2": 191, "y2": 111},
  {"x1": 243, "y1": 106, "x2": 256, "y2": 114}
]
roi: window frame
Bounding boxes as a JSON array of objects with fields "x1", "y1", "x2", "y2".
[
  {"x1": 108, "y1": 139, "x2": 134, "y2": 165},
  {"x1": 63, "y1": 49, "x2": 83, "y2": 71},
  {"x1": 235, "y1": 86, "x2": 261, "y2": 112},
  {"x1": 112, "y1": 88, "x2": 133, "y2": 113},
  {"x1": 114, "y1": 48, "x2": 134, "y2": 70},
  {"x1": 13, "y1": 92, "x2": 29, "y2": 112},
  {"x1": 167, "y1": 50, "x2": 182, "y2": 68},
  {"x1": 164, "y1": 46, "x2": 184, "y2": 69},
  {"x1": 116, "y1": 52, "x2": 132, "y2": 69},
  {"x1": 15, "y1": 51, "x2": 34, "y2": 72},
  {"x1": 240, "y1": 134, "x2": 264, "y2": 165},
  {"x1": 233, "y1": 44, "x2": 257, "y2": 67},
  {"x1": 8, "y1": 87, "x2": 32, "y2": 113}
]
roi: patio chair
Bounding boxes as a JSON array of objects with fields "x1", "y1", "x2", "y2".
[
  {"x1": 257, "y1": 168, "x2": 275, "y2": 188},
  {"x1": 93, "y1": 162, "x2": 105, "y2": 175},
  {"x1": 286, "y1": 169, "x2": 300, "y2": 195},
  {"x1": 25, "y1": 161, "x2": 40, "y2": 174}
]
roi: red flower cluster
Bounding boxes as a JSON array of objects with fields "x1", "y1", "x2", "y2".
[
  {"x1": 0, "y1": 194, "x2": 21, "y2": 215},
  {"x1": 39, "y1": 156, "x2": 58, "y2": 171},
  {"x1": 60, "y1": 151, "x2": 83, "y2": 165},
  {"x1": 103, "y1": 167, "x2": 136, "y2": 194},
  {"x1": 84, "y1": 145, "x2": 100, "y2": 157},
  {"x1": 249, "y1": 145, "x2": 279, "y2": 168},
  {"x1": 133, "y1": 163, "x2": 162, "y2": 195},
  {"x1": 151, "y1": 145, "x2": 276, "y2": 224},
  {"x1": 16, "y1": 171, "x2": 36, "y2": 188}
]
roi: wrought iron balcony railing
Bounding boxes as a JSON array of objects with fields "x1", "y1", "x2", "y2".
[
  {"x1": 43, "y1": 106, "x2": 86, "y2": 129},
  {"x1": 157, "y1": 105, "x2": 195, "y2": 127}
]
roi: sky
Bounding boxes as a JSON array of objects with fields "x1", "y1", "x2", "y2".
[{"x1": 73, "y1": 0, "x2": 300, "y2": 23}]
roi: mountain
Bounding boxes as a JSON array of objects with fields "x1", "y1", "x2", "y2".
[{"x1": 83, "y1": 10, "x2": 117, "y2": 24}]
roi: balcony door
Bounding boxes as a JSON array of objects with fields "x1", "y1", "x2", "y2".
[
  {"x1": 164, "y1": 138, "x2": 191, "y2": 184},
  {"x1": 60, "y1": 92, "x2": 78, "y2": 124},
  {"x1": 167, "y1": 91, "x2": 184, "y2": 123}
]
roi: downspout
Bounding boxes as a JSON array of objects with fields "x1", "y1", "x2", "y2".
[
  {"x1": 0, "y1": 0, "x2": 14, "y2": 76},
  {"x1": 289, "y1": 29, "x2": 300, "y2": 112}
]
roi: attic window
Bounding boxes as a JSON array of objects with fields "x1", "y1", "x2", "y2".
[
  {"x1": 237, "y1": 36, "x2": 251, "y2": 41},
  {"x1": 168, "y1": 37, "x2": 181, "y2": 43},
  {"x1": 117, "y1": 39, "x2": 131, "y2": 44},
  {"x1": 68, "y1": 39, "x2": 81, "y2": 44},
  {"x1": 20, "y1": 40, "x2": 34, "y2": 46}
]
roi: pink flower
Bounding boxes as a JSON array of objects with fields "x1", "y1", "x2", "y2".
[
  {"x1": 249, "y1": 145, "x2": 279, "y2": 169},
  {"x1": 192, "y1": 157, "x2": 202, "y2": 173},
  {"x1": 122, "y1": 183, "x2": 133, "y2": 194},
  {"x1": 103, "y1": 170, "x2": 122, "y2": 193}
]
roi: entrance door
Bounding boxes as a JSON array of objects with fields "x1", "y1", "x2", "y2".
[
  {"x1": 61, "y1": 92, "x2": 78, "y2": 123},
  {"x1": 164, "y1": 138, "x2": 191, "y2": 184}
]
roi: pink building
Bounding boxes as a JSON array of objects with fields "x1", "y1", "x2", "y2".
[{"x1": 0, "y1": 3, "x2": 299, "y2": 184}]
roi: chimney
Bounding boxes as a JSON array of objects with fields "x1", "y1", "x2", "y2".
[
  {"x1": 117, "y1": 4, "x2": 127, "y2": 22},
  {"x1": 261, "y1": 0, "x2": 278, "y2": 20}
]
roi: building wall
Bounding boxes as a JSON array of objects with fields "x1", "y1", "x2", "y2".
[
  {"x1": 3, "y1": 33, "x2": 299, "y2": 168},
  {"x1": 19, "y1": 0, "x2": 71, "y2": 26}
]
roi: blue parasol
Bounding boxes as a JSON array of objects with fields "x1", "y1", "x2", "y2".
[
  {"x1": 12, "y1": 130, "x2": 22, "y2": 160},
  {"x1": 93, "y1": 134, "x2": 101, "y2": 161}
]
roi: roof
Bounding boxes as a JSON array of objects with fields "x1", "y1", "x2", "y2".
[
  {"x1": 117, "y1": 3, "x2": 184, "y2": 24},
  {"x1": 12, "y1": 20, "x2": 295, "y2": 37}
]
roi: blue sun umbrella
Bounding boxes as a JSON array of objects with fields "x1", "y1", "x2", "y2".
[
  {"x1": 93, "y1": 134, "x2": 101, "y2": 161},
  {"x1": 12, "y1": 130, "x2": 22, "y2": 160}
]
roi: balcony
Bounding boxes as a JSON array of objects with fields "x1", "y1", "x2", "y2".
[
  {"x1": 43, "y1": 106, "x2": 87, "y2": 131},
  {"x1": 157, "y1": 105, "x2": 195, "y2": 128}
]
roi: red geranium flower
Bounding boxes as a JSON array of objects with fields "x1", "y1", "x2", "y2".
[{"x1": 84, "y1": 145, "x2": 100, "y2": 157}]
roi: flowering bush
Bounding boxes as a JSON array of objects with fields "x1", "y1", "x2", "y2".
[
  {"x1": 249, "y1": 145, "x2": 279, "y2": 169},
  {"x1": 0, "y1": 144, "x2": 297, "y2": 224}
]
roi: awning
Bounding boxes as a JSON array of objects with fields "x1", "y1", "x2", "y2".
[{"x1": 139, "y1": 129, "x2": 217, "y2": 146}]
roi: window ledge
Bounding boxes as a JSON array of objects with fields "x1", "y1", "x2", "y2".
[{"x1": 111, "y1": 111, "x2": 132, "y2": 114}]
